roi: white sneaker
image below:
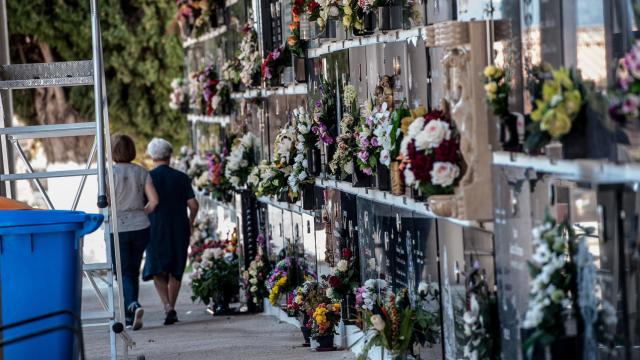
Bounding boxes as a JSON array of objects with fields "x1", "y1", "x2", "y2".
[{"x1": 132, "y1": 307, "x2": 144, "y2": 331}]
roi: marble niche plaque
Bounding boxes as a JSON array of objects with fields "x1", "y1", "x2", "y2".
[
  {"x1": 389, "y1": 206, "x2": 412, "y2": 291},
  {"x1": 267, "y1": 205, "x2": 285, "y2": 263}
]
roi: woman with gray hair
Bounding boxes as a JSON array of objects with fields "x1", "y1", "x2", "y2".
[{"x1": 143, "y1": 138, "x2": 199, "y2": 325}]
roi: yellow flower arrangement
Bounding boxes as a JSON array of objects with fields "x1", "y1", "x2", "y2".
[
  {"x1": 311, "y1": 303, "x2": 342, "y2": 336},
  {"x1": 268, "y1": 276, "x2": 288, "y2": 305},
  {"x1": 530, "y1": 67, "x2": 582, "y2": 139}
]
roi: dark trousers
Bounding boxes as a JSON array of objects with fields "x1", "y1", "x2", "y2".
[{"x1": 111, "y1": 227, "x2": 150, "y2": 318}]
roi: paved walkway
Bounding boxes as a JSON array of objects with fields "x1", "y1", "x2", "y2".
[{"x1": 82, "y1": 281, "x2": 353, "y2": 360}]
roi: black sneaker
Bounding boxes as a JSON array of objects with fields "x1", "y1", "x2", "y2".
[{"x1": 164, "y1": 310, "x2": 178, "y2": 325}]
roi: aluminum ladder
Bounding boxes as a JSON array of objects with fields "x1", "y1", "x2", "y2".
[{"x1": 0, "y1": 1, "x2": 133, "y2": 359}]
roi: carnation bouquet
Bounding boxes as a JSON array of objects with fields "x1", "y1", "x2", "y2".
[
  {"x1": 525, "y1": 64, "x2": 584, "y2": 153},
  {"x1": 358, "y1": 282, "x2": 441, "y2": 360},
  {"x1": 329, "y1": 84, "x2": 359, "y2": 179},
  {"x1": 399, "y1": 108, "x2": 463, "y2": 197},
  {"x1": 225, "y1": 133, "x2": 257, "y2": 189},
  {"x1": 261, "y1": 44, "x2": 292, "y2": 86},
  {"x1": 169, "y1": 77, "x2": 188, "y2": 111},
  {"x1": 238, "y1": 18, "x2": 261, "y2": 87},
  {"x1": 288, "y1": 106, "x2": 317, "y2": 199}
]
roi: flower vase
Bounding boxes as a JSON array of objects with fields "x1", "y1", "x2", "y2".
[
  {"x1": 282, "y1": 66, "x2": 295, "y2": 86},
  {"x1": 352, "y1": 156, "x2": 372, "y2": 188},
  {"x1": 314, "y1": 334, "x2": 335, "y2": 350},
  {"x1": 307, "y1": 147, "x2": 322, "y2": 176},
  {"x1": 294, "y1": 56, "x2": 307, "y2": 83},
  {"x1": 500, "y1": 113, "x2": 521, "y2": 152},
  {"x1": 521, "y1": 329, "x2": 581, "y2": 360},
  {"x1": 405, "y1": 185, "x2": 423, "y2": 201},
  {"x1": 544, "y1": 140, "x2": 563, "y2": 163},
  {"x1": 390, "y1": 161, "x2": 404, "y2": 196},
  {"x1": 427, "y1": 195, "x2": 456, "y2": 217},
  {"x1": 300, "y1": 312, "x2": 311, "y2": 346},
  {"x1": 341, "y1": 293, "x2": 356, "y2": 325},
  {"x1": 251, "y1": 72, "x2": 261, "y2": 87},
  {"x1": 209, "y1": 9, "x2": 219, "y2": 28},
  {"x1": 301, "y1": 183, "x2": 315, "y2": 210},
  {"x1": 353, "y1": 12, "x2": 376, "y2": 36},
  {"x1": 277, "y1": 191, "x2": 289, "y2": 203},
  {"x1": 377, "y1": 2, "x2": 403, "y2": 31},
  {"x1": 232, "y1": 82, "x2": 241, "y2": 92},
  {"x1": 323, "y1": 19, "x2": 338, "y2": 39},
  {"x1": 375, "y1": 162, "x2": 391, "y2": 191},
  {"x1": 323, "y1": 143, "x2": 336, "y2": 176}
]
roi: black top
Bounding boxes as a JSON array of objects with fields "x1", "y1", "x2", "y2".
[{"x1": 143, "y1": 165, "x2": 195, "y2": 281}]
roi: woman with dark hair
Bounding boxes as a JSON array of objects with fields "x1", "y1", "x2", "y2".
[
  {"x1": 111, "y1": 134, "x2": 159, "y2": 330},
  {"x1": 143, "y1": 138, "x2": 199, "y2": 325}
]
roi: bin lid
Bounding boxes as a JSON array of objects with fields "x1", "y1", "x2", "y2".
[{"x1": 0, "y1": 210, "x2": 103, "y2": 236}]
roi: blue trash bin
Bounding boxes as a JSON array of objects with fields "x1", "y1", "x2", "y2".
[{"x1": 0, "y1": 210, "x2": 104, "y2": 360}]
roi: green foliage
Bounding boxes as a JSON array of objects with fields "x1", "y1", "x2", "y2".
[{"x1": 8, "y1": 0, "x2": 188, "y2": 153}]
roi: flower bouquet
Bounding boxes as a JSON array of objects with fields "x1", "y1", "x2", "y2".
[
  {"x1": 238, "y1": 18, "x2": 261, "y2": 87},
  {"x1": 358, "y1": 281, "x2": 441, "y2": 360},
  {"x1": 206, "y1": 152, "x2": 233, "y2": 202},
  {"x1": 261, "y1": 44, "x2": 292, "y2": 87},
  {"x1": 484, "y1": 65, "x2": 520, "y2": 151},
  {"x1": 221, "y1": 59, "x2": 242, "y2": 91},
  {"x1": 520, "y1": 214, "x2": 621, "y2": 359},
  {"x1": 243, "y1": 234, "x2": 271, "y2": 311},
  {"x1": 189, "y1": 246, "x2": 240, "y2": 314},
  {"x1": 314, "y1": 0, "x2": 342, "y2": 37},
  {"x1": 387, "y1": 101, "x2": 420, "y2": 195},
  {"x1": 399, "y1": 107, "x2": 463, "y2": 199},
  {"x1": 225, "y1": 133, "x2": 257, "y2": 189},
  {"x1": 524, "y1": 64, "x2": 584, "y2": 156},
  {"x1": 259, "y1": 125, "x2": 296, "y2": 200},
  {"x1": 288, "y1": 106, "x2": 317, "y2": 208},
  {"x1": 189, "y1": 71, "x2": 207, "y2": 114},
  {"x1": 288, "y1": 0, "x2": 307, "y2": 56},
  {"x1": 329, "y1": 84, "x2": 360, "y2": 182},
  {"x1": 323, "y1": 247, "x2": 359, "y2": 323},
  {"x1": 291, "y1": 280, "x2": 332, "y2": 346},
  {"x1": 169, "y1": 77, "x2": 189, "y2": 113},
  {"x1": 356, "y1": 100, "x2": 394, "y2": 189},
  {"x1": 198, "y1": 65, "x2": 233, "y2": 115},
  {"x1": 175, "y1": 0, "x2": 212, "y2": 39},
  {"x1": 267, "y1": 257, "x2": 311, "y2": 306},
  {"x1": 310, "y1": 303, "x2": 342, "y2": 349},
  {"x1": 462, "y1": 263, "x2": 500, "y2": 360}
]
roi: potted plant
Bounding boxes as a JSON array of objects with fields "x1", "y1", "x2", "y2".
[{"x1": 189, "y1": 245, "x2": 240, "y2": 315}]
